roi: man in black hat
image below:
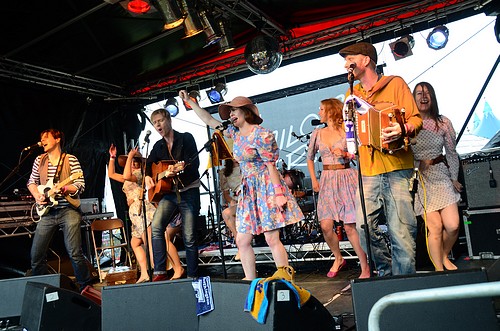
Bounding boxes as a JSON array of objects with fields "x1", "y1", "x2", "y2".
[{"x1": 339, "y1": 41, "x2": 422, "y2": 276}]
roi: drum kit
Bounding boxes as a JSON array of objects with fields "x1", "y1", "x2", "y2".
[{"x1": 280, "y1": 168, "x2": 321, "y2": 243}]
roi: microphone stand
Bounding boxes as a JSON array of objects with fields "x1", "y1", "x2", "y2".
[
  {"x1": 346, "y1": 70, "x2": 375, "y2": 276},
  {"x1": 0, "y1": 149, "x2": 38, "y2": 194},
  {"x1": 139, "y1": 137, "x2": 153, "y2": 281},
  {"x1": 206, "y1": 126, "x2": 228, "y2": 279},
  {"x1": 183, "y1": 127, "x2": 228, "y2": 279}
]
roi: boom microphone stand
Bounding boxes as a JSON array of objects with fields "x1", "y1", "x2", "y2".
[
  {"x1": 345, "y1": 66, "x2": 375, "y2": 276},
  {"x1": 184, "y1": 127, "x2": 228, "y2": 279},
  {"x1": 139, "y1": 134, "x2": 153, "y2": 281}
]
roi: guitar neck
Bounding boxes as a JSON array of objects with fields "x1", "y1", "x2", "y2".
[{"x1": 47, "y1": 172, "x2": 82, "y2": 196}]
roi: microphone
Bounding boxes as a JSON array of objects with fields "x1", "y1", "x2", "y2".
[
  {"x1": 216, "y1": 120, "x2": 232, "y2": 131},
  {"x1": 141, "y1": 130, "x2": 152, "y2": 148},
  {"x1": 23, "y1": 142, "x2": 42, "y2": 151},
  {"x1": 311, "y1": 119, "x2": 327, "y2": 127},
  {"x1": 281, "y1": 159, "x2": 288, "y2": 171},
  {"x1": 348, "y1": 63, "x2": 356, "y2": 83}
]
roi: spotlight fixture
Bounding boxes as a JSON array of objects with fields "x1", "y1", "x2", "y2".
[
  {"x1": 389, "y1": 35, "x2": 415, "y2": 60},
  {"x1": 183, "y1": 90, "x2": 201, "y2": 110},
  {"x1": 426, "y1": 25, "x2": 449, "y2": 50},
  {"x1": 216, "y1": 17, "x2": 235, "y2": 53},
  {"x1": 151, "y1": 0, "x2": 185, "y2": 30},
  {"x1": 244, "y1": 35, "x2": 283, "y2": 75},
  {"x1": 127, "y1": 0, "x2": 151, "y2": 14},
  {"x1": 199, "y1": 8, "x2": 222, "y2": 46},
  {"x1": 165, "y1": 97, "x2": 179, "y2": 117},
  {"x1": 206, "y1": 82, "x2": 227, "y2": 104},
  {"x1": 179, "y1": 0, "x2": 203, "y2": 38}
]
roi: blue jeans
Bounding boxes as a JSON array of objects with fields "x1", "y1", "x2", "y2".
[
  {"x1": 355, "y1": 169, "x2": 417, "y2": 276},
  {"x1": 31, "y1": 207, "x2": 91, "y2": 287},
  {"x1": 152, "y1": 188, "x2": 200, "y2": 277}
]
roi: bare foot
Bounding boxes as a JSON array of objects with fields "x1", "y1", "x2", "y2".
[
  {"x1": 171, "y1": 267, "x2": 185, "y2": 280},
  {"x1": 136, "y1": 274, "x2": 150, "y2": 283},
  {"x1": 443, "y1": 258, "x2": 457, "y2": 270},
  {"x1": 358, "y1": 270, "x2": 371, "y2": 279}
]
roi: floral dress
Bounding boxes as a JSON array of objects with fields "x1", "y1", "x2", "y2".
[
  {"x1": 411, "y1": 116, "x2": 461, "y2": 216},
  {"x1": 307, "y1": 128, "x2": 358, "y2": 224},
  {"x1": 226, "y1": 125, "x2": 303, "y2": 235},
  {"x1": 123, "y1": 170, "x2": 156, "y2": 238}
]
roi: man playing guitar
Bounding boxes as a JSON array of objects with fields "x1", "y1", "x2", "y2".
[
  {"x1": 144, "y1": 108, "x2": 201, "y2": 281},
  {"x1": 27, "y1": 128, "x2": 92, "y2": 290}
]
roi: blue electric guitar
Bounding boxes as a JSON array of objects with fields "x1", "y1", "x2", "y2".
[{"x1": 36, "y1": 172, "x2": 83, "y2": 216}]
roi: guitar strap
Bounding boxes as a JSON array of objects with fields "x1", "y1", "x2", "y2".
[{"x1": 53, "y1": 153, "x2": 66, "y2": 184}]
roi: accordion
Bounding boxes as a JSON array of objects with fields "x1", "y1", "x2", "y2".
[{"x1": 356, "y1": 102, "x2": 407, "y2": 154}]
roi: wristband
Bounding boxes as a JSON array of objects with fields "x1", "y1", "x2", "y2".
[
  {"x1": 110, "y1": 155, "x2": 116, "y2": 159},
  {"x1": 273, "y1": 184, "x2": 282, "y2": 189},
  {"x1": 60, "y1": 186, "x2": 67, "y2": 194},
  {"x1": 275, "y1": 193, "x2": 284, "y2": 197}
]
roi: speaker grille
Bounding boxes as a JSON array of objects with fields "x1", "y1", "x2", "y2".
[{"x1": 461, "y1": 153, "x2": 500, "y2": 209}]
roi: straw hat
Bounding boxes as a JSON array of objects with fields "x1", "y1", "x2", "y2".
[
  {"x1": 117, "y1": 151, "x2": 145, "y2": 167},
  {"x1": 218, "y1": 96, "x2": 263, "y2": 124}
]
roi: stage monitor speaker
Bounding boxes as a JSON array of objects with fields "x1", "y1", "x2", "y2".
[
  {"x1": 198, "y1": 280, "x2": 335, "y2": 331},
  {"x1": 20, "y1": 282, "x2": 101, "y2": 331},
  {"x1": 461, "y1": 151, "x2": 500, "y2": 209},
  {"x1": 0, "y1": 274, "x2": 74, "y2": 326},
  {"x1": 102, "y1": 279, "x2": 334, "y2": 331},
  {"x1": 351, "y1": 268, "x2": 498, "y2": 331},
  {"x1": 102, "y1": 279, "x2": 199, "y2": 331}
]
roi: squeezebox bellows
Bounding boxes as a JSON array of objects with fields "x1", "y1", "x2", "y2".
[{"x1": 356, "y1": 101, "x2": 408, "y2": 154}]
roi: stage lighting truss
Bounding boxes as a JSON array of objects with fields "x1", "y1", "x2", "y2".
[
  {"x1": 426, "y1": 25, "x2": 449, "y2": 50},
  {"x1": 206, "y1": 82, "x2": 227, "y2": 104},
  {"x1": 183, "y1": 90, "x2": 201, "y2": 110},
  {"x1": 165, "y1": 97, "x2": 179, "y2": 117},
  {"x1": 389, "y1": 35, "x2": 415, "y2": 60}
]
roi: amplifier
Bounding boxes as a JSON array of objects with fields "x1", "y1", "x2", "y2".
[
  {"x1": 461, "y1": 149, "x2": 500, "y2": 209},
  {"x1": 463, "y1": 208, "x2": 500, "y2": 259},
  {"x1": 80, "y1": 198, "x2": 100, "y2": 214}
]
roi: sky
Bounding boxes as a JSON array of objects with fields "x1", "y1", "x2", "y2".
[{"x1": 104, "y1": 13, "x2": 500, "y2": 215}]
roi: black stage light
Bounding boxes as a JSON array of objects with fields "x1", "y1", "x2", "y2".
[
  {"x1": 165, "y1": 97, "x2": 179, "y2": 117},
  {"x1": 389, "y1": 35, "x2": 415, "y2": 60},
  {"x1": 206, "y1": 82, "x2": 227, "y2": 104},
  {"x1": 183, "y1": 90, "x2": 200, "y2": 110},
  {"x1": 427, "y1": 25, "x2": 449, "y2": 50}
]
